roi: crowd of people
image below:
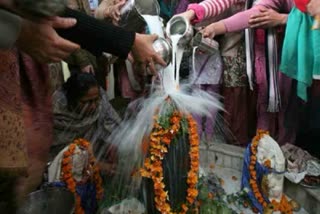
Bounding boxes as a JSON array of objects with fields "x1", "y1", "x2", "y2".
[{"x1": 0, "y1": 0, "x2": 319, "y2": 213}]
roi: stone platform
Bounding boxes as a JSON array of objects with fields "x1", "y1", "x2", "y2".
[{"x1": 200, "y1": 143, "x2": 319, "y2": 214}]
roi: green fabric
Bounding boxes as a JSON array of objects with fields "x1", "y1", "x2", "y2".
[
  {"x1": 280, "y1": 7, "x2": 320, "y2": 101},
  {"x1": 64, "y1": 49, "x2": 97, "y2": 69}
]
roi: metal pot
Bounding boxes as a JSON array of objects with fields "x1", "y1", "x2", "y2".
[
  {"x1": 153, "y1": 37, "x2": 172, "y2": 69},
  {"x1": 165, "y1": 15, "x2": 194, "y2": 47},
  {"x1": 119, "y1": 0, "x2": 160, "y2": 33},
  {"x1": 17, "y1": 187, "x2": 75, "y2": 214}
]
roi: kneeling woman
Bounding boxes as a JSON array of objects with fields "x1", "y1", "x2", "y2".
[
  {"x1": 48, "y1": 73, "x2": 121, "y2": 213},
  {"x1": 51, "y1": 72, "x2": 120, "y2": 170}
]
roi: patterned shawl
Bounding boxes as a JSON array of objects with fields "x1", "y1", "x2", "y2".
[{"x1": 52, "y1": 88, "x2": 121, "y2": 153}]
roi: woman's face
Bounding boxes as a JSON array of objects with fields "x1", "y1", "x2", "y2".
[{"x1": 78, "y1": 86, "x2": 100, "y2": 115}]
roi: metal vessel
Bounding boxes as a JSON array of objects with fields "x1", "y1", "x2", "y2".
[{"x1": 165, "y1": 15, "x2": 194, "y2": 47}]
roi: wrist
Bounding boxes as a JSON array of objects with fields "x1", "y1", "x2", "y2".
[
  {"x1": 212, "y1": 22, "x2": 226, "y2": 35},
  {"x1": 187, "y1": 4, "x2": 205, "y2": 23},
  {"x1": 186, "y1": 9, "x2": 196, "y2": 21},
  {"x1": 279, "y1": 14, "x2": 288, "y2": 25}
]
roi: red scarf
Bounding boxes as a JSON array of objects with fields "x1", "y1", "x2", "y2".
[{"x1": 294, "y1": 0, "x2": 309, "y2": 12}]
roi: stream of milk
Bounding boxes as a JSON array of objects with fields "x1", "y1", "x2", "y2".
[{"x1": 142, "y1": 15, "x2": 186, "y2": 88}]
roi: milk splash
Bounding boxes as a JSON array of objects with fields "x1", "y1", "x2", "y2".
[{"x1": 97, "y1": 13, "x2": 224, "y2": 212}]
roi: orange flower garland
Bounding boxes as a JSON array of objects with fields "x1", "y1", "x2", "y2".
[
  {"x1": 140, "y1": 111, "x2": 200, "y2": 214},
  {"x1": 61, "y1": 138, "x2": 104, "y2": 214},
  {"x1": 249, "y1": 130, "x2": 292, "y2": 214}
]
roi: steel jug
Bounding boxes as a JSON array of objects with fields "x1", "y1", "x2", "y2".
[
  {"x1": 165, "y1": 15, "x2": 194, "y2": 47},
  {"x1": 153, "y1": 37, "x2": 172, "y2": 69},
  {"x1": 191, "y1": 32, "x2": 219, "y2": 55},
  {"x1": 119, "y1": 0, "x2": 160, "y2": 33}
]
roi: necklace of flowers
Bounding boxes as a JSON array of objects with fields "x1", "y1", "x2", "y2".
[
  {"x1": 249, "y1": 130, "x2": 292, "y2": 214},
  {"x1": 140, "y1": 111, "x2": 200, "y2": 214},
  {"x1": 61, "y1": 138, "x2": 104, "y2": 214}
]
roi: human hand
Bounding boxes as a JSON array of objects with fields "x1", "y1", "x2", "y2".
[
  {"x1": 201, "y1": 23, "x2": 216, "y2": 39},
  {"x1": 106, "y1": 0, "x2": 127, "y2": 25},
  {"x1": 307, "y1": 0, "x2": 320, "y2": 16},
  {"x1": 81, "y1": 64, "x2": 95, "y2": 74},
  {"x1": 16, "y1": 16, "x2": 80, "y2": 63},
  {"x1": 179, "y1": 10, "x2": 196, "y2": 22},
  {"x1": 249, "y1": 7, "x2": 287, "y2": 28},
  {"x1": 131, "y1": 33, "x2": 166, "y2": 75}
]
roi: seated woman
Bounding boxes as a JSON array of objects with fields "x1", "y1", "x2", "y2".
[{"x1": 51, "y1": 72, "x2": 121, "y2": 173}]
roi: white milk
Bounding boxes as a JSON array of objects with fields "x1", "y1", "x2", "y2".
[
  {"x1": 141, "y1": 15, "x2": 165, "y2": 38},
  {"x1": 170, "y1": 34, "x2": 185, "y2": 86}
]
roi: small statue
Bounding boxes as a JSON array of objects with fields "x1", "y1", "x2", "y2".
[
  {"x1": 241, "y1": 130, "x2": 293, "y2": 213},
  {"x1": 48, "y1": 138, "x2": 104, "y2": 214},
  {"x1": 257, "y1": 134, "x2": 285, "y2": 202}
]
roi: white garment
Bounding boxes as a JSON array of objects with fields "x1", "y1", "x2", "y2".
[{"x1": 48, "y1": 145, "x2": 89, "y2": 183}]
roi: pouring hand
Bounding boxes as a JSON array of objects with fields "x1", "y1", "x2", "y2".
[
  {"x1": 201, "y1": 24, "x2": 216, "y2": 39},
  {"x1": 131, "y1": 33, "x2": 166, "y2": 74},
  {"x1": 201, "y1": 22, "x2": 226, "y2": 38},
  {"x1": 179, "y1": 10, "x2": 196, "y2": 22}
]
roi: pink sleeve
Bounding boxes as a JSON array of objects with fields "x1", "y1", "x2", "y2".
[
  {"x1": 187, "y1": 0, "x2": 241, "y2": 22},
  {"x1": 199, "y1": 0, "x2": 241, "y2": 19},
  {"x1": 222, "y1": 6, "x2": 261, "y2": 32},
  {"x1": 222, "y1": 0, "x2": 292, "y2": 32},
  {"x1": 187, "y1": 4, "x2": 206, "y2": 23}
]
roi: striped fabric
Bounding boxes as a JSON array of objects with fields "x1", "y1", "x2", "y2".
[{"x1": 199, "y1": 0, "x2": 243, "y2": 19}]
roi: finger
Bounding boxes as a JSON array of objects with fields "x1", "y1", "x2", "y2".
[
  {"x1": 51, "y1": 17, "x2": 77, "y2": 29},
  {"x1": 89, "y1": 66, "x2": 95, "y2": 74},
  {"x1": 51, "y1": 49, "x2": 72, "y2": 60},
  {"x1": 249, "y1": 17, "x2": 268, "y2": 25},
  {"x1": 150, "y1": 34, "x2": 159, "y2": 42},
  {"x1": 128, "y1": 53, "x2": 134, "y2": 63},
  {"x1": 201, "y1": 30, "x2": 209, "y2": 37},
  {"x1": 259, "y1": 7, "x2": 268, "y2": 12},
  {"x1": 250, "y1": 13, "x2": 265, "y2": 19},
  {"x1": 115, "y1": 11, "x2": 121, "y2": 17},
  {"x1": 203, "y1": 31, "x2": 214, "y2": 39},
  {"x1": 148, "y1": 61, "x2": 157, "y2": 75},
  {"x1": 117, "y1": 0, "x2": 126, "y2": 7},
  {"x1": 54, "y1": 36, "x2": 80, "y2": 53},
  {"x1": 153, "y1": 53, "x2": 166, "y2": 66},
  {"x1": 250, "y1": 21, "x2": 269, "y2": 28}
]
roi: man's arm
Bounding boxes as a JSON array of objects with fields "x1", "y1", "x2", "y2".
[
  {"x1": 57, "y1": 7, "x2": 135, "y2": 59},
  {"x1": 58, "y1": 8, "x2": 166, "y2": 72}
]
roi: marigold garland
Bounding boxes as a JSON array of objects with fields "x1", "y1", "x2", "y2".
[
  {"x1": 249, "y1": 130, "x2": 292, "y2": 214},
  {"x1": 140, "y1": 111, "x2": 200, "y2": 214},
  {"x1": 61, "y1": 138, "x2": 104, "y2": 214}
]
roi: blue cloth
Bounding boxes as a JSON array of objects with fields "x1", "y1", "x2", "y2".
[
  {"x1": 50, "y1": 181, "x2": 98, "y2": 214},
  {"x1": 241, "y1": 145, "x2": 270, "y2": 213},
  {"x1": 159, "y1": 0, "x2": 176, "y2": 20}
]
